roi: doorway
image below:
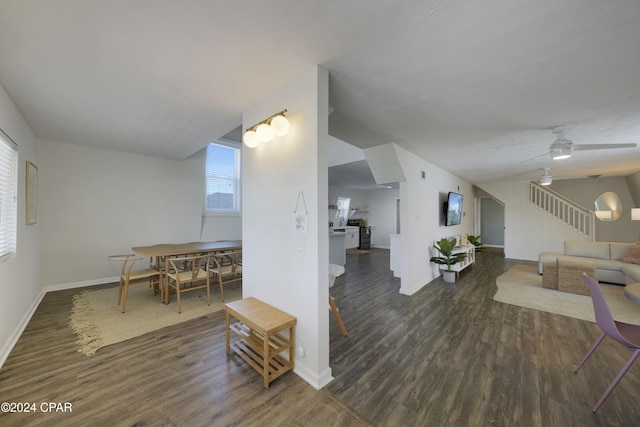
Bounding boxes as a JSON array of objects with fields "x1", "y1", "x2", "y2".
[{"x1": 479, "y1": 196, "x2": 505, "y2": 250}]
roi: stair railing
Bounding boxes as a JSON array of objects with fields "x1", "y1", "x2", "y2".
[{"x1": 529, "y1": 182, "x2": 595, "y2": 239}]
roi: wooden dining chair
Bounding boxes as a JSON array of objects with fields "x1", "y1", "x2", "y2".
[
  {"x1": 165, "y1": 254, "x2": 211, "y2": 313},
  {"x1": 108, "y1": 254, "x2": 163, "y2": 313},
  {"x1": 210, "y1": 250, "x2": 242, "y2": 301}
]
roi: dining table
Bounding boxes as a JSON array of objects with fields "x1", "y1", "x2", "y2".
[
  {"x1": 132, "y1": 240, "x2": 242, "y2": 259},
  {"x1": 132, "y1": 240, "x2": 242, "y2": 301}
]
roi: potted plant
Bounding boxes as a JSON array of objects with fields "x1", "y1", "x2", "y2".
[
  {"x1": 430, "y1": 237, "x2": 468, "y2": 283},
  {"x1": 467, "y1": 235, "x2": 483, "y2": 252}
]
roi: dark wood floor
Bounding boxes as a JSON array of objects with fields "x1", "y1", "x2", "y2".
[
  {"x1": 1, "y1": 249, "x2": 639, "y2": 426},
  {"x1": 327, "y1": 249, "x2": 640, "y2": 426},
  {"x1": 0, "y1": 285, "x2": 366, "y2": 426}
]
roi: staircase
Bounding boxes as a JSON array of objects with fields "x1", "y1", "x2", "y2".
[{"x1": 529, "y1": 182, "x2": 595, "y2": 239}]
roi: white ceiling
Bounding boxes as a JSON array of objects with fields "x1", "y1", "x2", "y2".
[{"x1": 1, "y1": 1, "x2": 640, "y2": 185}]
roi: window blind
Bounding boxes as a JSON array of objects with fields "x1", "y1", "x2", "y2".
[
  {"x1": 205, "y1": 142, "x2": 240, "y2": 212},
  {"x1": 0, "y1": 129, "x2": 18, "y2": 262}
]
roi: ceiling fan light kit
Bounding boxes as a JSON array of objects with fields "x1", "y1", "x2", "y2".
[
  {"x1": 547, "y1": 126, "x2": 636, "y2": 161},
  {"x1": 540, "y1": 167, "x2": 552, "y2": 185},
  {"x1": 550, "y1": 136, "x2": 573, "y2": 160}
]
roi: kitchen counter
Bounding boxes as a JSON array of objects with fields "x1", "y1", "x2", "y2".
[{"x1": 332, "y1": 226, "x2": 359, "y2": 232}]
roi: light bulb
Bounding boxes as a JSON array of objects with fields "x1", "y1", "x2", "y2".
[
  {"x1": 243, "y1": 130, "x2": 259, "y2": 148},
  {"x1": 256, "y1": 123, "x2": 274, "y2": 142},
  {"x1": 270, "y1": 114, "x2": 290, "y2": 136}
]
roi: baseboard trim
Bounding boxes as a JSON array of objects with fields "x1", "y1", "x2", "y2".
[
  {"x1": 0, "y1": 288, "x2": 46, "y2": 369},
  {"x1": 0, "y1": 276, "x2": 117, "y2": 370},
  {"x1": 400, "y1": 280, "x2": 426, "y2": 296},
  {"x1": 294, "y1": 364, "x2": 334, "y2": 390},
  {"x1": 44, "y1": 276, "x2": 118, "y2": 293}
]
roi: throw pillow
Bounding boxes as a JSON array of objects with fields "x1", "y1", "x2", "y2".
[{"x1": 622, "y1": 245, "x2": 640, "y2": 264}]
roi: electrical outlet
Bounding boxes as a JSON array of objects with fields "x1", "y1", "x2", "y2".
[{"x1": 297, "y1": 338, "x2": 307, "y2": 357}]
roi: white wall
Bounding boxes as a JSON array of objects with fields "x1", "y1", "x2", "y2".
[
  {"x1": 0, "y1": 82, "x2": 242, "y2": 366},
  {"x1": 242, "y1": 66, "x2": 331, "y2": 389},
  {"x1": 0, "y1": 83, "x2": 41, "y2": 366},
  {"x1": 551, "y1": 177, "x2": 636, "y2": 243},
  {"x1": 626, "y1": 171, "x2": 640, "y2": 207},
  {"x1": 38, "y1": 139, "x2": 203, "y2": 287},
  {"x1": 478, "y1": 181, "x2": 585, "y2": 260},
  {"x1": 328, "y1": 185, "x2": 399, "y2": 248},
  {"x1": 36, "y1": 139, "x2": 241, "y2": 288},
  {"x1": 392, "y1": 144, "x2": 474, "y2": 295},
  {"x1": 365, "y1": 189, "x2": 399, "y2": 248},
  {"x1": 327, "y1": 135, "x2": 365, "y2": 167},
  {"x1": 200, "y1": 214, "x2": 242, "y2": 241}
]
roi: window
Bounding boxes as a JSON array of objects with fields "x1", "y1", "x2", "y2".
[
  {"x1": 0, "y1": 128, "x2": 18, "y2": 262},
  {"x1": 205, "y1": 141, "x2": 241, "y2": 214},
  {"x1": 336, "y1": 197, "x2": 351, "y2": 226}
]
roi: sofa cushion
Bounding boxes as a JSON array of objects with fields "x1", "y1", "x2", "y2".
[
  {"x1": 598, "y1": 269, "x2": 626, "y2": 285},
  {"x1": 622, "y1": 264, "x2": 640, "y2": 282},
  {"x1": 593, "y1": 258, "x2": 629, "y2": 271},
  {"x1": 611, "y1": 242, "x2": 635, "y2": 261},
  {"x1": 564, "y1": 240, "x2": 610, "y2": 259},
  {"x1": 622, "y1": 245, "x2": 640, "y2": 264}
]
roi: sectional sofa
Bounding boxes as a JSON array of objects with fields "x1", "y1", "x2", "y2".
[{"x1": 538, "y1": 240, "x2": 640, "y2": 285}]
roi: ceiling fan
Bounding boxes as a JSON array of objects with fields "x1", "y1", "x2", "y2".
[
  {"x1": 549, "y1": 126, "x2": 636, "y2": 160},
  {"x1": 539, "y1": 167, "x2": 552, "y2": 185},
  {"x1": 514, "y1": 167, "x2": 553, "y2": 185}
]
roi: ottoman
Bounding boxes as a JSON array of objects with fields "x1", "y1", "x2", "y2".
[
  {"x1": 557, "y1": 258, "x2": 596, "y2": 296},
  {"x1": 542, "y1": 261, "x2": 558, "y2": 290}
]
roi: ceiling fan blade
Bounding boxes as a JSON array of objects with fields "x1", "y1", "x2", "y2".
[
  {"x1": 518, "y1": 152, "x2": 548, "y2": 164},
  {"x1": 573, "y1": 143, "x2": 637, "y2": 151}
]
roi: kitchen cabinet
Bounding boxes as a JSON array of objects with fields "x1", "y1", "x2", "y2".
[
  {"x1": 333, "y1": 226, "x2": 360, "y2": 250},
  {"x1": 344, "y1": 227, "x2": 359, "y2": 249}
]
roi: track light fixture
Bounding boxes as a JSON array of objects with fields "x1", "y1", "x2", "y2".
[{"x1": 243, "y1": 109, "x2": 290, "y2": 148}]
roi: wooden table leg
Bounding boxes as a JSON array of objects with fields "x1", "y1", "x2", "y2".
[{"x1": 329, "y1": 294, "x2": 348, "y2": 336}]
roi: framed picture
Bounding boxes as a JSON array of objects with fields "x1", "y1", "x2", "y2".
[{"x1": 26, "y1": 160, "x2": 38, "y2": 225}]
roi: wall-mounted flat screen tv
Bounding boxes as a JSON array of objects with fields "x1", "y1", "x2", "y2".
[{"x1": 445, "y1": 192, "x2": 463, "y2": 226}]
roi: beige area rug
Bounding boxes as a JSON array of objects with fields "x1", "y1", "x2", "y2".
[
  {"x1": 494, "y1": 264, "x2": 640, "y2": 325},
  {"x1": 69, "y1": 284, "x2": 242, "y2": 355}
]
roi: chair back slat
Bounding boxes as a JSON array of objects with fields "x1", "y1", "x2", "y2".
[
  {"x1": 165, "y1": 253, "x2": 211, "y2": 312},
  {"x1": 108, "y1": 253, "x2": 162, "y2": 313}
]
